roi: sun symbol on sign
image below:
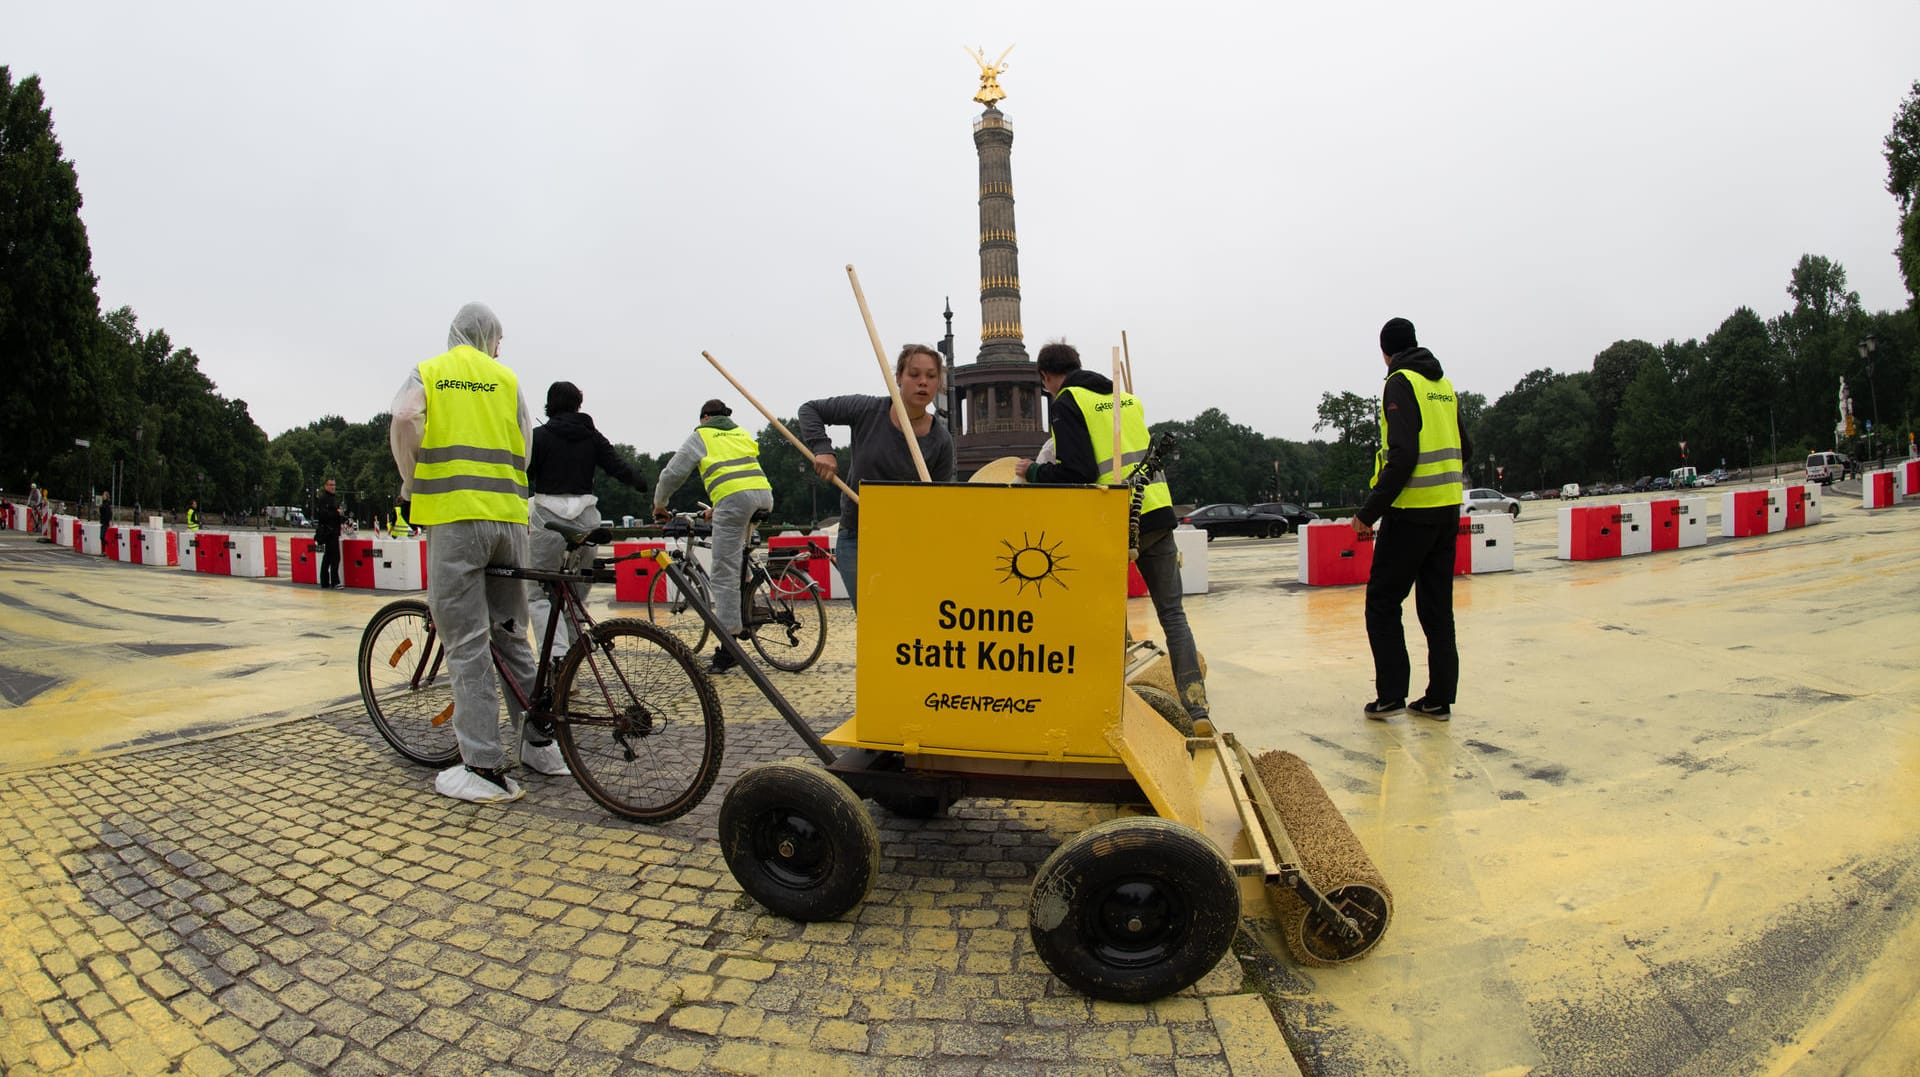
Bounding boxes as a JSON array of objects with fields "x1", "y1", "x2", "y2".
[{"x1": 997, "y1": 532, "x2": 1072, "y2": 596}]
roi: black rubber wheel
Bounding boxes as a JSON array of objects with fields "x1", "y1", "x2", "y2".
[
  {"x1": 1029, "y1": 816, "x2": 1240, "y2": 1003},
  {"x1": 1508, "y1": 504, "x2": 1520, "y2": 519},
  {"x1": 645, "y1": 567, "x2": 711, "y2": 655},
  {"x1": 1129, "y1": 684, "x2": 1193, "y2": 736},
  {"x1": 720, "y1": 761, "x2": 880, "y2": 921},
  {"x1": 551, "y1": 618, "x2": 724, "y2": 823},
  {"x1": 748, "y1": 568, "x2": 827, "y2": 672},
  {"x1": 358, "y1": 598, "x2": 459, "y2": 767}
]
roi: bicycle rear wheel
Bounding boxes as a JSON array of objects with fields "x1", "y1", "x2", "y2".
[
  {"x1": 644, "y1": 565, "x2": 712, "y2": 655},
  {"x1": 358, "y1": 598, "x2": 460, "y2": 767},
  {"x1": 749, "y1": 567, "x2": 827, "y2": 672},
  {"x1": 552, "y1": 618, "x2": 724, "y2": 823}
]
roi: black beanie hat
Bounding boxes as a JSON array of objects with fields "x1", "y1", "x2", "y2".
[
  {"x1": 1380, "y1": 318, "x2": 1417, "y2": 356},
  {"x1": 700, "y1": 399, "x2": 732, "y2": 419}
]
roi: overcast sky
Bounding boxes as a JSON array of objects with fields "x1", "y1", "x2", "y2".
[{"x1": 10, "y1": 2, "x2": 1919, "y2": 452}]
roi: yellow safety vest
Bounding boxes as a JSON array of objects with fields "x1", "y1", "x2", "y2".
[
  {"x1": 696, "y1": 424, "x2": 772, "y2": 501},
  {"x1": 1370, "y1": 369, "x2": 1464, "y2": 509},
  {"x1": 411, "y1": 346, "x2": 529, "y2": 526},
  {"x1": 1059, "y1": 385, "x2": 1171, "y2": 515},
  {"x1": 187, "y1": 508, "x2": 199, "y2": 531},
  {"x1": 391, "y1": 505, "x2": 409, "y2": 534}
]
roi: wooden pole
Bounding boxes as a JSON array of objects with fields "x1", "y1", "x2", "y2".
[
  {"x1": 1120, "y1": 330, "x2": 1135, "y2": 394},
  {"x1": 846, "y1": 265, "x2": 933, "y2": 482},
  {"x1": 1111, "y1": 346, "x2": 1125, "y2": 485},
  {"x1": 701, "y1": 350, "x2": 859, "y2": 503}
]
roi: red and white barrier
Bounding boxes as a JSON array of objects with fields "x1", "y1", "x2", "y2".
[
  {"x1": 186, "y1": 532, "x2": 231, "y2": 575},
  {"x1": 1298, "y1": 520, "x2": 1373, "y2": 585},
  {"x1": 1720, "y1": 491, "x2": 1771, "y2": 537},
  {"x1": 341, "y1": 538, "x2": 377, "y2": 589},
  {"x1": 1, "y1": 503, "x2": 19, "y2": 529},
  {"x1": 612, "y1": 540, "x2": 669, "y2": 603},
  {"x1": 370, "y1": 538, "x2": 426, "y2": 591},
  {"x1": 1862, "y1": 469, "x2": 1898, "y2": 509},
  {"x1": 766, "y1": 532, "x2": 851, "y2": 600},
  {"x1": 1557, "y1": 505, "x2": 1621, "y2": 560},
  {"x1": 1455, "y1": 512, "x2": 1515, "y2": 574},
  {"x1": 136, "y1": 529, "x2": 179, "y2": 567},
  {"x1": 1899, "y1": 460, "x2": 1920, "y2": 498},
  {"x1": 289, "y1": 537, "x2": 320, "y2": 584},
  {"x1": 225, "y1": 533, "x2": 279, "y2": 578},
  {"x1": 103, "y1": 526, "x2": 126, "y2": 561},
  {"x1": 79, "y1": 521, "x2": 102, "y2": 556}
]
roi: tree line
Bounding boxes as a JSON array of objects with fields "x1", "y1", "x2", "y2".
[{"x1": 7, "y1": 67, "x2": 1919, "y2": 522}]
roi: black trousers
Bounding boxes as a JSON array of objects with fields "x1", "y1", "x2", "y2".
[
  {"x1": 1364, "y1": 512, "x2": 1458, "y2": 704},
  {"x1": 318, "y1": 537, "x2": 341, "y2": 588}
]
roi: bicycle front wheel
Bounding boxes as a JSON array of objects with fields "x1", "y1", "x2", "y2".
[
  {"x1": 358, "y1": 598, "x2": 460, "y2": 767},
  {"x1": 644, "y1": 566, "x2": 711, "y2": 655},
  {"x1": 552, "y1": 618, "x2": 724, "y2": 823},
  {"x1": 749, "y1": 567, "x2": 828, "y2": 672}
]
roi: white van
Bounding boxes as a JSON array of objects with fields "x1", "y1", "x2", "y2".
[{"x1": 1805, "y1": 452, "x2": 1844, "y2": 485}]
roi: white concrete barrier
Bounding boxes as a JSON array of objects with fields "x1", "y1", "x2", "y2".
[
  {"x1": 1174, "y1": 526, "x2": 1209, "y2": 594},
  {"x1": 1456, "y1": 512, "x2": 1514, "y2": 574},
  {"x1": 80, "y1": 521, "x2": 102, "y2": 556},
  {"x1": 370, "y1": 538, "x2": 427, "y2": 591},
  {"x1": 1862, "y1": 470, "x2": 1898, "y2": 510}
]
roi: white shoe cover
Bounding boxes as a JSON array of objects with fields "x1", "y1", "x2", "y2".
[
  {"x1": 435, "y1": 764, "x2": 524, "y2": 803},
  {"x1": 520, "y1": 741, "x2": 571, "y2": 776}
]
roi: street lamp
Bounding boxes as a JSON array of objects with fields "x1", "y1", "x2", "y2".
[{"x1": 1859, "y1": 336, "x2": 1881, "y2": 464}]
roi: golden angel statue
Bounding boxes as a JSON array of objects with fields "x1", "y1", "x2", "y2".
[{"x1": 966, "y1": 45, "x2": 1013, "y2": 107}]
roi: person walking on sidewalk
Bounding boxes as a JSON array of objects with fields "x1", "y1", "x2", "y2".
[
  {"x1": 389, "y1": 302, "x2": 565, "y2": 803},
  {"x1": 653, "y1": 399, "x2": 775, "y2": 674},
  {"x1": 314, "y1": 479, "x2": 345, "y2": 588},
  {"x1": 1352, "y1": 317, "x2": 1471, "y2": 722},
  {"x1": 1017, "y1": 340, "x2": 1210, "y2": 724},
  {"x1": 524, "y1": 380, "x2": 649, "y2": 660}
]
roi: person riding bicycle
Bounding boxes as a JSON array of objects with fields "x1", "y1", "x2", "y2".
[
  {"x1": 389, "y1": 301, "x2": 566, "y2": 804},
  {"x1": 525, "y1": 380, "x2": 649, "y2": 659},
  {"x1": 653, "y1": 399, "x2": 775, "y2": 674}
]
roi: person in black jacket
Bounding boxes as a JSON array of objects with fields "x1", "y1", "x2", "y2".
[
  {"x1": 1018, "y1": 341, "x2": 1208, "y2": 722},
  {"x1": 525, "y1": 381, "x2": 649, "y2": 657},
  {"x1": 314, "y1": 478, "x2": 345, "y2": 588},
  {"x1": 1352, "y1": 318, "x2": 1472, "y2": 721}
]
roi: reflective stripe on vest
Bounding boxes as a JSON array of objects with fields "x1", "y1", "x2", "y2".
[
  {"x1": 1369, "y1": 369, "x2": 1464, "y2": 509},
  {"x1": 186, "y1": 509, "x2": 199, "y2": 531},
  {"x1": 697, "y1": 425, "x2": 772, "y2": 501},
  {"x1": 1059, "y1": 386, "x2": 1171, "y2": 515},
  {"x1": 412, "y1": 346, "x2": 529, "y2": 526}
]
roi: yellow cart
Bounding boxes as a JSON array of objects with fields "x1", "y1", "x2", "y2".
[{"x1": 699, "y1": 481, "x2": 1392, "y2": 1003}]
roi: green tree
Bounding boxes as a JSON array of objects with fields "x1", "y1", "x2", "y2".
[
  {"x1": 1885, "y1": 79, "x2": 1920, "y2": 307},
  {"x1": 1311, "y1": 391, "x2": 1378, "y2": 504},
  {"x1": 0, "y1": 68, "x2": 102, "y2": 493}
]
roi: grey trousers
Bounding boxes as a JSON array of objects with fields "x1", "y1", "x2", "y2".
[
  {"x1": 709, "y1": 488, "x2": 775, "y2": 636},
  {"x1": 426, "y1": 519, "x2": 540, "y2": 770},
  {"x1": 1137, "y1": 527, "x2": 1208, "y2": 719},
  {"x1": 526, "y1": 500, "x2": 598, "y2": 658}
]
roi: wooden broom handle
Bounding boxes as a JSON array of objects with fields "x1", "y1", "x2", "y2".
[
  {"x1": 1111, "y1": 347, "x2": 1126, "y2": 485},
  {"x1": 846, "y1": 265, "x2": 932, "y2": 482},
  {"x1": 1120, "y1": 330, "x2": 1135, "y2": 394},
  {"x1": 701, "y1": 350, "x2": 859, "y2": 504}
]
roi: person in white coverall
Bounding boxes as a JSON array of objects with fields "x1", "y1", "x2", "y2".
[{"x1": 389, "y1": 302, "x2": 568, "y2": 804}]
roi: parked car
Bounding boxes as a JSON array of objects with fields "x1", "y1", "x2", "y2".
[
  {"x1": 1178, "y1": 503, "x2": 1290, "y2": 540},
  {"x1": 1805, "y1": 451, "x2": 1845, "y2": 485},
  {"x1": 1561, "y1": 483, "x2": 1581, "y2": 500},
  {"x1": 1463, "y1": 488, "x2": 1521, "y2": 517},
  {"x1": 1711, "y1": 468, "x2": 1730, "y2": 482},
  {"x1": 1518, "y1": 491, "x2": 1538, "y2": 501},
  {"x1": 1631, "y1": 476, "x2": 1653, "y2": 492},
  {"x1": 1250, "y1": 502, "x2": 1321, "y2": 530},
  {"x1": 1649, "y1": 476, "x2": 1673, "y2": 491}
]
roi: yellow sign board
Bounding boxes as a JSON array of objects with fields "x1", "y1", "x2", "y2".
[{"x1": 837, "y1": 482, "x2": 1129, "y2": 761}]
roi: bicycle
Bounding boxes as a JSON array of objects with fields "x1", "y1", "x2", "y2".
[
  {"x1": 357, "y1": 524, "x2": 724, "y2": 823},
  {"x1": 643, "y1": 509, "x2": 828, "y2": 673}
]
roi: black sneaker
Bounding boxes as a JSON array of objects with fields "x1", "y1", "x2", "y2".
[
  {"x1": 1408, "y1": 698, "x2": 1451, "y2": 720},
  {"x1": 707, "y1": 647, "x2": 738, "y2": 675},
  {"x1": 1363, "y1": 698, "x2": 1406, "y2": 720}
]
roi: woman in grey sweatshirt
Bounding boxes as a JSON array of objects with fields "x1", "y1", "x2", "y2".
[{"x1": 796, "y1": 344, "x2": 956, "y2": 608}]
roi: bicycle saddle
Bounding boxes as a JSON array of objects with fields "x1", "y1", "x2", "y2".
[{"x1": 548, "y1": 523, "x2": 614, "y2": 548}]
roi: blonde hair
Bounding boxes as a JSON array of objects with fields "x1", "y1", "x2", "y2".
[{"x1": 895, "y1": 344, "x2": 944, "y2": 383}]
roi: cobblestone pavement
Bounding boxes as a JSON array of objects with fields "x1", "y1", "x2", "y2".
[{"x1": 0, "y1": 603, "x2": 1292, "y2": 1076}]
